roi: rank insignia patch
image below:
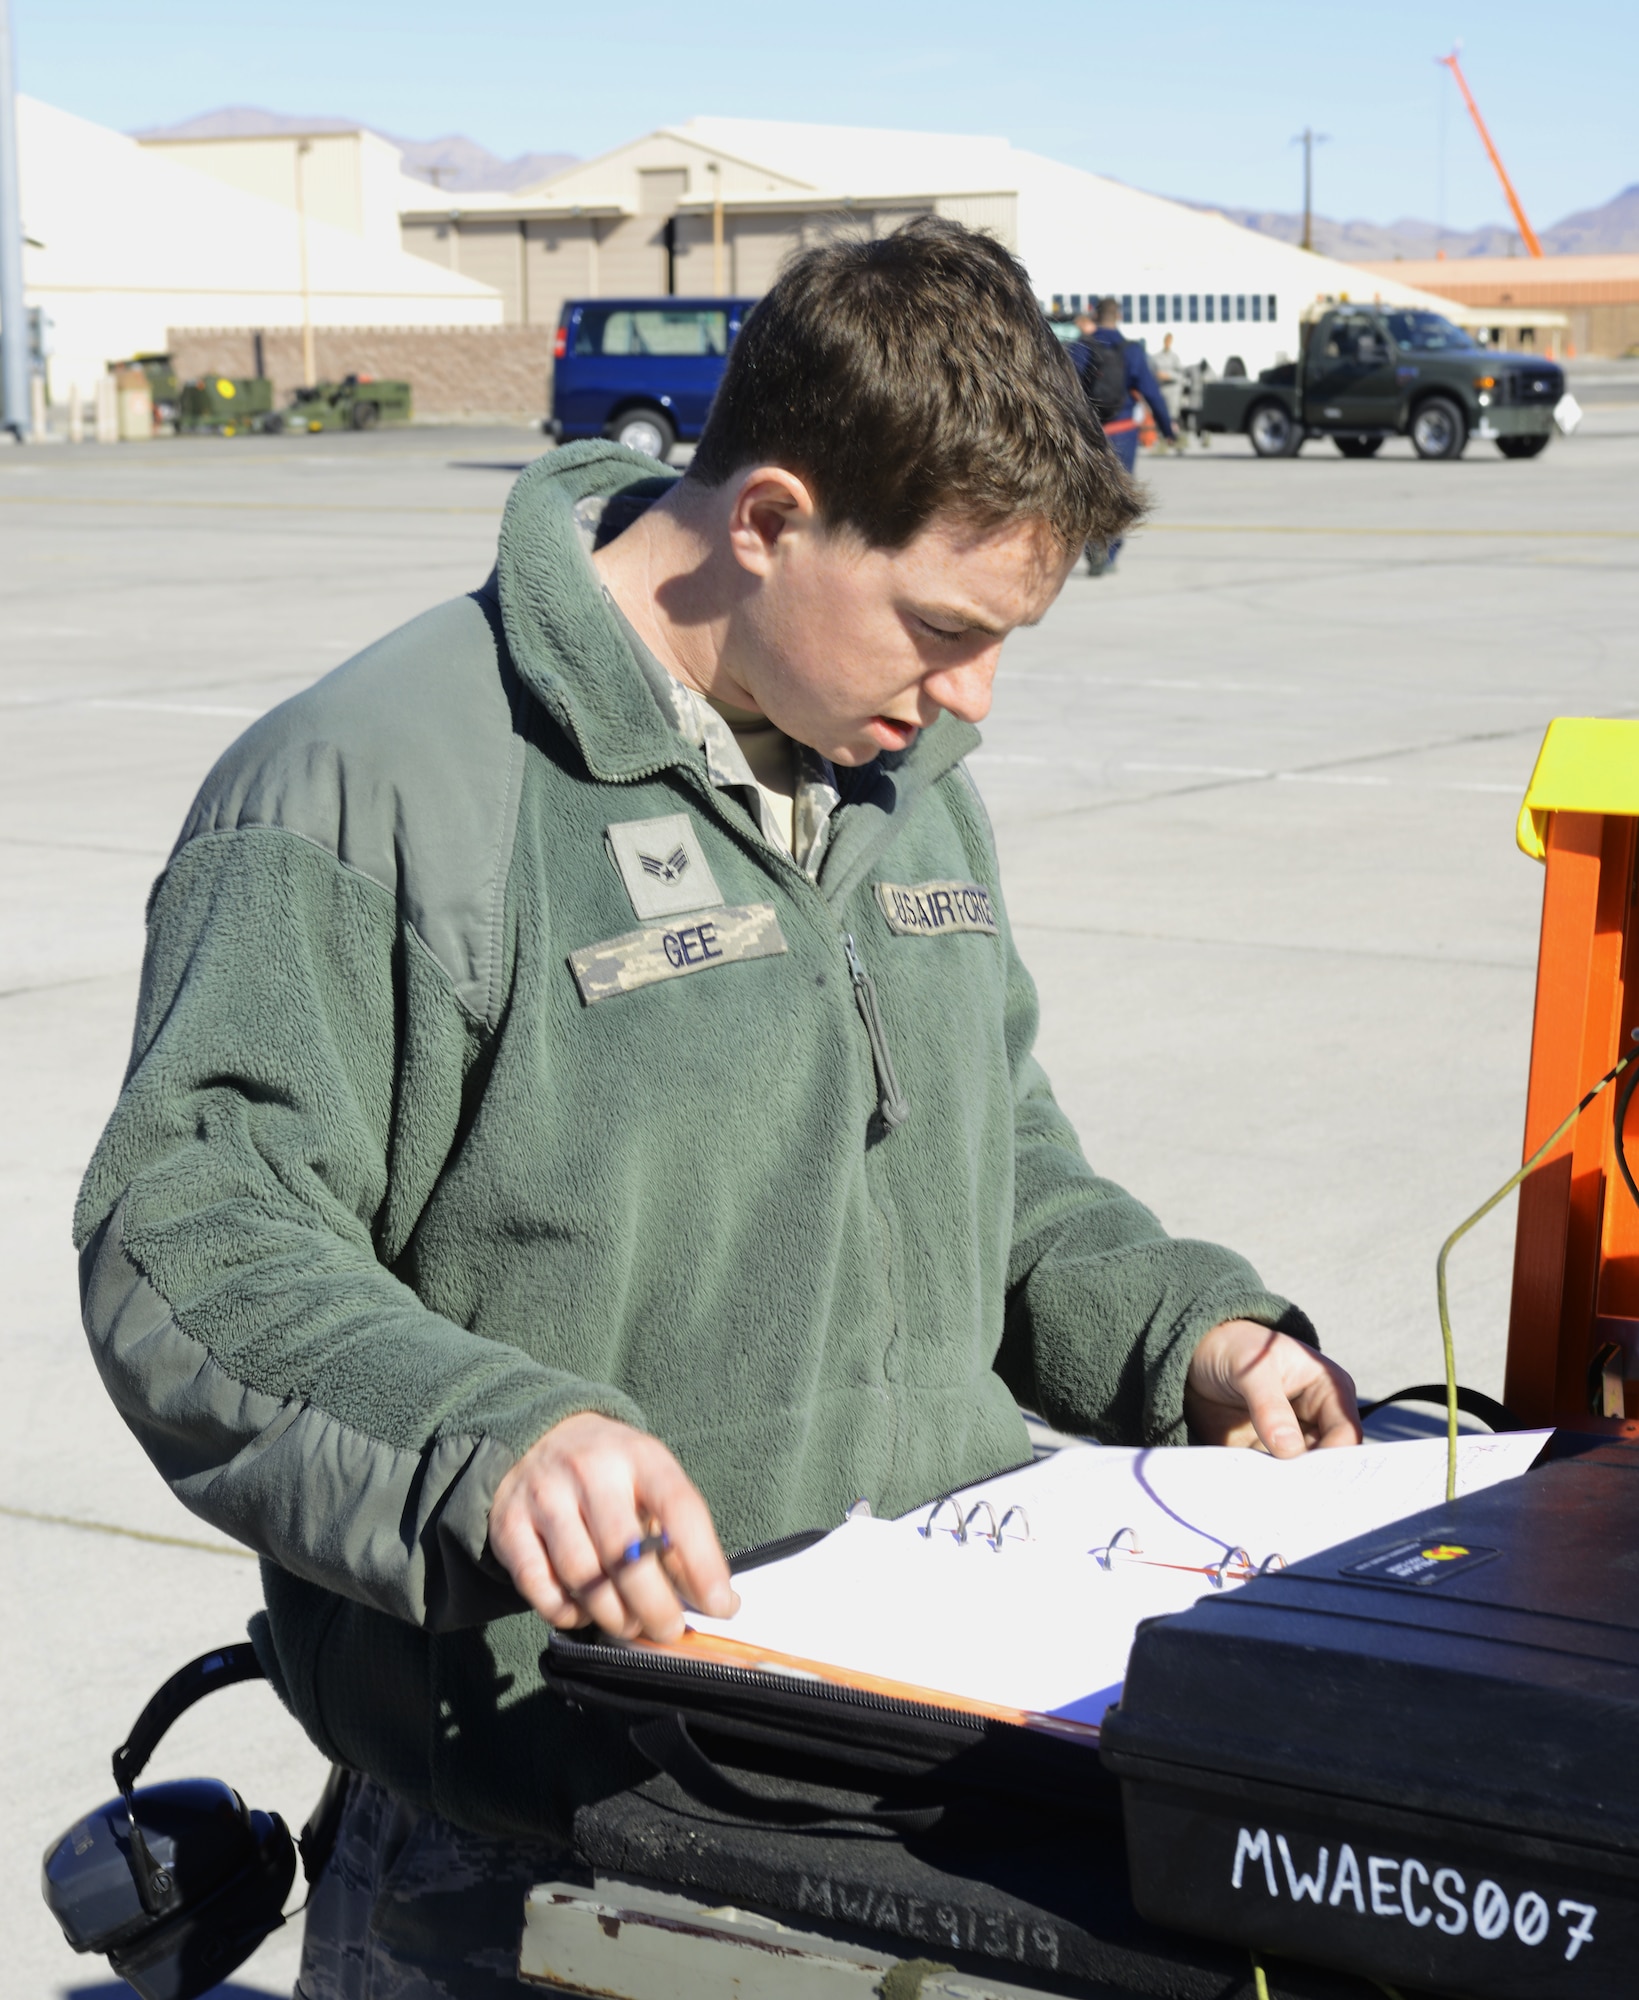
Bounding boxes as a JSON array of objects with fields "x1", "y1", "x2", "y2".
[{"x1": 607, "y1": 814, "x2": 723, "y2": 920}]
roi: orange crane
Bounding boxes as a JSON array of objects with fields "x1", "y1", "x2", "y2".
[{"x1": 1438, "y1": 49, "x2": 1544, "y2": 257}]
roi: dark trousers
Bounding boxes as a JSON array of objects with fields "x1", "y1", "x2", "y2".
[
  {"x1": 1105, "y1": 422, "x2": 1140, "y2": 565},
  {"x1": 297, "y1": 1772, "x2": 567, "y2": 1998}
]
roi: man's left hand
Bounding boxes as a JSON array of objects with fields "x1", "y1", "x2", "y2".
[{"x1": 1184, "y1": 1320, "x2": 1361, "y2": 1456}]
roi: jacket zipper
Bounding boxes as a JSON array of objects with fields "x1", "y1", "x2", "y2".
[
  {"x1": 653, "y1": 760, "x2": 910, "y2": 1135},
  {"x1": 842, "y1": 932, "x2": 910, "y2": 1133}
]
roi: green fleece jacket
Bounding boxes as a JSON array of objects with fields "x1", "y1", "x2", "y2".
[{"x1": 75, "y1": 441, "x2": 1311, "y2": 1839}]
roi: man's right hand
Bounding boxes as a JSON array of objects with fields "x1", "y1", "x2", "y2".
[{"x1": 488, "y1": 1411, "x2": 739, "y2": 1642}]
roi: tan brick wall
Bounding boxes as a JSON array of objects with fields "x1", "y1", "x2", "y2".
[{"x1": 166, "y1": 325, "x2": 556, "y2": 421}]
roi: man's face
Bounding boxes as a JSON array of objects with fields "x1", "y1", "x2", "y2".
[{"x1": 724, "y1": 490, "x2": 1074, "y2": 767}]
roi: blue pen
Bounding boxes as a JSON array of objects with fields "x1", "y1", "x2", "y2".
[{"x1": 612, "y1": 1531, "x2": 670, "y2": 1572}]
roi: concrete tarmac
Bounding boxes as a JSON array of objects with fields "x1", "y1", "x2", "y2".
[{"x1": 4, "y1": 395, "x2": 1636, "y2": 1995}]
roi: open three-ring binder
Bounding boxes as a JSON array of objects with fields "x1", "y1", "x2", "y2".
[{"x1": 655, "y1": 1431, "x2": 1549, "y2": 1733}]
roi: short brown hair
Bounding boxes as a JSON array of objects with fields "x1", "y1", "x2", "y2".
[{"x1": 686, "y1": 217, "x2": 1141, "y2": 554}]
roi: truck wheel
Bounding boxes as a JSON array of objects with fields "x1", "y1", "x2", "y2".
[
  {"x1": 1497, "y1": 435, "x2": 1550, "y2": 459},
  {"x1": 349, "y1": 401, "x2": 379, "y2": 430},
  {"x1": 609, "y1": 409, "x2": 675, "y2": 461},
  {"x1": 1247, "y1": 402, "x2": 1301, "y2": 458},
  {"x1": 1334, "y1": 435, "x2": 1383, "y2": 458},
  {"x1": 1410, "y1": 397, "x2": 1466, "y2": 461}
]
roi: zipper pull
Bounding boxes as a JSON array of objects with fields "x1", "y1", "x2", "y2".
[{"x1": 842, "y1": 932, "x2": 910, "y2": 1133}]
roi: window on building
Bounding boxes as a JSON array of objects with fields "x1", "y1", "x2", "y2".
[
  {"x1": 1251, "y1": 295, "x2": 1262, "y2": 322},
  {"x1": 1235, "y1": 295, "x2": 1247, "y2": 321},
  {"x1": 1268, "y1": 295, "x2": 1278, "y2": 321},
  {"x1": 575, "y1": 308, "x2": 729, "y2": 357},
  {"x1": 1121, "y1": 294, "x2": 1133, "y2": 322},
  {"x1": 1069, "y1": 293, "x2": 1082, "y2": 312},
  {"x1": 1220, "y1": 295, "x2": 1231, "y2": 322},
  {"x1": 1204, "y1": 294, "x2": 1215, "y2": 322},
  {"x1": 1171, "y1": 295, "x2": 1182, "y2": 322},
  {"x1": 1139, "y1": 294, "x2": 1151, "y2": 323},
  {"x1": 1050, "y1": 294, "x2": 1065, "y2": 314},
  {"x1": 1156, "y1": 294, "x2": 1167, "y2": 323},
  {"x1": 1189, "y1": 295, "x2": 1200, "y2": 322}
]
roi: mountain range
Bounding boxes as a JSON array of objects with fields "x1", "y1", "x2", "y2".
[
  {"x1": 132, "y1": 109, "x2": 1639, "y2": 253},
  {"x1": 130, "y1": 106, "x2": 577, "y2": 194},
  {"x1": 1191, "y1": 186, "x2": 1639, "y2": 259}
]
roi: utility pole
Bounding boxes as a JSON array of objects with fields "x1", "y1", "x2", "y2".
[
  {"x1": 294, "y1": 138, "x2": 316, "y2": 387},
  {"x1": 707, "y1": 160, "x2": 724, "y2": 296},
  {"x1": 0, "y1": 0, "x2": 30, "y2": 440},
  {"x1": 1291, "y1": 127, "x2": 1329, "y2": 253}
]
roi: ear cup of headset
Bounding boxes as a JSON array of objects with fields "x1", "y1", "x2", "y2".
[{"x1": 44, "y1": 1779, "x2": 295, "y2": 2000}]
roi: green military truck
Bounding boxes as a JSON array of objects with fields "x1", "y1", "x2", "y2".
[
  {"x1": 265, "y1": 375, "x2": 413, "y2": 434},
  {"x1": 130, "y1": 354, "x2": 182, "y2": 429},
  {"x1": 1200, "y1": 304, "x2": 1564, "y2": 461},
  {"x1": 177, "y1": 375, "x2": 275, "y2": 435}
]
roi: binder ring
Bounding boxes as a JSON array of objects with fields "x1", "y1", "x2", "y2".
[
  {"x1": 964, "y1": 1501, "x2": 1002, "y2": 1549},
  {"x1": 1255, "y1": 1552, "x2": 1288, "y2": 1575},
  {"x1": 921, "y1": 1494, "x2": 966, "y2": 1543},
  {"x1": 996, "y1": 1505, "x2": 1031, "y2": 1545},
  {"x1": 1206, "y1": 1546, "x2": 1253, "y2": 1589},
  {"x1": 1092, "y1": 1526, "x2": 1142, "y2": 1571}
]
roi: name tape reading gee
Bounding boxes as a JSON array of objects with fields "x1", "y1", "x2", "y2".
[{"x1": 570, "y1": 904, "x2": 787, "y2": 1003}]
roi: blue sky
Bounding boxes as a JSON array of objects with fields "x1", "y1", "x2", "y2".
[{"x1": 15, "y1": 0, "x2": 1634, "y2": 229}]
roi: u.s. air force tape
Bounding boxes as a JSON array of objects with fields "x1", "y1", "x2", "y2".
[
  {"x1": 569, "y1": 904, "x2": 788, "y2": 1004},
  {"x1": 875, "y1": 880, "x2": 998, "y2": 938}
]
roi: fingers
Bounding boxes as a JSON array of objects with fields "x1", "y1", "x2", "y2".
[
  {"x1": 486, "y1": 1503, "x2": 587, "y2": 1630},
  {"x1": 1290, "y1": 1356, "x2": 1364, "y2": 1450},
  {"x1": 1185, "y1": 1321, "x2": 1363, "y2": 1457},
  {"x1": 1238, "y1": 1376, "x2": 1307, "y2": 1460},
  {"x1": 487, "y1": 1413, "x2": 737, "y2": 1643}
]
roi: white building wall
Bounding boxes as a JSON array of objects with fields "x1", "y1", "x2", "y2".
[
  {"x1": 1012, "y1": 151, "x2": 1450, "y2": 376},
  {"x1": 17, "y1": 97, "x2": 502, "y2": 401}
]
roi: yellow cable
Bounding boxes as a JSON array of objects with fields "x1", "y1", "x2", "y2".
[
  {"x1": 1250, "y1": 1950, "x2": 1271, "y2": 2000},
  {"x1": 1435, "y1": 1044, "x2": 1635, "y2": 1501}
]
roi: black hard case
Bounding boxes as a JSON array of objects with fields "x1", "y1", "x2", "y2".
[{"x1": 1101, "y1": 1439, "x2": 1639, "y2": 2000}]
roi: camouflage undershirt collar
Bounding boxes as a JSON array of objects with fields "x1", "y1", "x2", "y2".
[{"x1": 574, "y1": 492, "x2": 842, "y2": 878}]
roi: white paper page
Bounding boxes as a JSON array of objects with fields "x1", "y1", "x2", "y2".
[
  {"x1": 687, "y1": 1515, "x2": 1211, "y2": 1717},
  {"x1": 687, "y1": 1432, "x2": 1549, "y2": 1720},
  {"x1": 936, "y1": 1431, "x2": 1549, "y2": 1571}
]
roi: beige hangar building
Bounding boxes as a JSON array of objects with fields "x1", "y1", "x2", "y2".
[{"x1": 397, "y1": 117, "x2": 1457, "y2": 381}]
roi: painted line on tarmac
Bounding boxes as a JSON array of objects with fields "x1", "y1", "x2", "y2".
[
  {"x1": 0, "y1": 1502, "x2": 255, "y2": 1560},
  {"x1": 1009, "y1": 915, "x2": 1534, "y2": 974},
  {"x1": 972, "y1": 753, "x2": 1521, "y2": 795},
  {"x1": 0, "y1": 494, "x2": 504, "y2": 516},
  {"x1": 1150, "y1": 521, "x2": 1639, "y2": 541},
  {"x1": 79, "y1": 698, "x2": 265, "y2": 718}
]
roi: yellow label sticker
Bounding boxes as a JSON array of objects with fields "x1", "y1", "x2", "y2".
[{"x1": 216, "y1": 378, "x2": 236, "y2": 398}]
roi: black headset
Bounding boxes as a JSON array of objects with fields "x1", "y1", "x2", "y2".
[{"x1": 41, "y1": 1644, "x2": 345, "y2": 2000}]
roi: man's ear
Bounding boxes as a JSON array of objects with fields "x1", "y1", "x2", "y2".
[{"x1": 726, "y1": 467, "x2": 820, "y2": 576}]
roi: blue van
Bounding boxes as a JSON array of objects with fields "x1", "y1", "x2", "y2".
[{"x1": 546, "y1": 297, "x2": 758, "y2": 460}]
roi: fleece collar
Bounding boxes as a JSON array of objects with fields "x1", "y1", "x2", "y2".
[{"x1": 493, "y1": 439, "x2": 981, "y2": 821}]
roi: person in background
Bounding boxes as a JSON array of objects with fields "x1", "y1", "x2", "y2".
[
  {"x1": 1155, "y1": 332, "x2": 1190, "y2": 449},
  {"x1": 1070, "y1": 298, "x2": 1176, "y2": 573}
]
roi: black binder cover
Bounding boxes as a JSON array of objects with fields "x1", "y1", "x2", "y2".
[{"x1": 1101, "y1": 1439, "x2": 1639, "y2": 2000}]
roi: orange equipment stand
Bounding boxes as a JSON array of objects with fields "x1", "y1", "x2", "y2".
[{"x1": 1504, "y1": 720, "x2": 1639, "y2": 1433}]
